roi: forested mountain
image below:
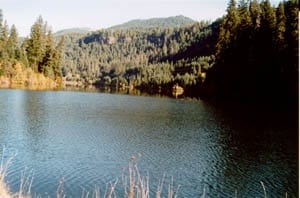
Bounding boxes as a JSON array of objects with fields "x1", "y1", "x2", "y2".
[
  {"x1": 54, "y1": 28, "x2": 91, "y2": 37},
  {"x1": 206, "y1": 0, "x2": 299, "y2": 105},
  {"x1": 61, "y1": 19, "x2": 216, "y2": 94},
  {"x1": 108, "y1": 15, "x2": 196, "y2": 30},
  {"x1": 0, "y1": 0, "x2": 298, "y2": 105},
  {"x1": 61, "y1": 0, "x2": 298, "y2": 104}
]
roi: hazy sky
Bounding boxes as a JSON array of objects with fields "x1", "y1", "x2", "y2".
[{"x1": 1, "y1": 0, "x2": 282, "y2": 36}]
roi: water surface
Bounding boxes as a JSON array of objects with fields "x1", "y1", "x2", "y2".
[{"x1": 0, "y1": 89, "x2": 297, "y2": 197}]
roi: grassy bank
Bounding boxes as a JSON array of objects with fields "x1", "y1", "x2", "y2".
[{"x1": 0, "y1": 62, "x2": 61, "y2": 90}]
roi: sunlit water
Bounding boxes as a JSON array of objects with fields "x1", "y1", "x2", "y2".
[{"x1": 0, "y1": 89, "x2": 297, "y2": 197}]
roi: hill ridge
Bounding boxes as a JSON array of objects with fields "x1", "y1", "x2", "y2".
[{"x1": 108, "y1": 15, "x2": 196, "y2": 30}]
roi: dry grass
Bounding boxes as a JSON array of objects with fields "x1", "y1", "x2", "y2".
[{"x1": 0, "y1": 147, "x2": 14, "y2": 198}]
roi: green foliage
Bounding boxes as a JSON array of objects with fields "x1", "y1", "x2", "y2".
[
  {"x1": 61, "y1": 20, "x2": 216, "y2": 93},
  {"x1": 24, "y1": 16, "x2": 63, "y2": 79},
  {"x1": 25, "y1": 16, "x2": 46, "y2": 72},
  {"x1": 216, "y1": 0, "x2": 240, "y2": 57},
  {"x1": 0, "y1": 1, "x2": 297, "y2": 104},
  {"x1": 207, "y1": 0, "x2": 299, "y2": 104},
  {"x1": 0, "y1": 13, "x2": 63, "y2": 80},
  {"x1": 54, "y1": 28, "x2": 91, "y2": 37},
  {"x1": 108, "y1": 15, "x2": 196, "y2": 30}
]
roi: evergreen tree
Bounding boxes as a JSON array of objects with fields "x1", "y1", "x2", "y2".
[
  {"x1": 7, "y1": 24, "x2": 20, "y2": 60},
  {"x1": 26, "y1": 16, "x2": 46, "y2": 72},
  {"x1": 216, "y1": 0, "x2": 240, "y2": 58},
  {"x1": 249, "y1": 0, "x2": 261, "y2": 29},
  {"x1": 260, "y1": 0, "x2": 276, "y2": 47},
  {"x1": 53, "y1": 36, "x2": 64, "y2": 78},
  {"x1": 237, "y1": 0, "x2": 252, "y2": 57},
  {"x1": 0, "y1": 20, "x2": 9, "y2": 60},
  {"x1": 284, "y1": 0, "x2": 298, "y2": 69},
  {"x1": 275, "y1": 2, "x2": 286, "y2": 52},
  {"x1": 40, "y1": 30, "x2": 55, "y2": 76},
  {"x1": 282, "y1": 0, "x2": 299, "y2": 100}
]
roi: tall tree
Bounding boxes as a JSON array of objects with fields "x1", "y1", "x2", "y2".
[
  {"x1": 249, "y1": 0, "x2": 261, "y2": 29},
  {"x1": 0, "y1": 20, "x2": 9, "y2": 59},
  {"x1": 52, "y1": 36, "x2": 64, "y2": 78},
  {"x1": 275, "y1": 2, "x2": 286, "y2": 52},
  {"x1": 282, "y1": 0, "x2": 299, "y2": 100},
  {"x1": 26, "y1": 16, "x2": 46, "y2": 72},
  {"x1": 237, "y1": 0, "x2": 252, "y2": 56},
  {"x1": 7, "y1": 24, "x2": 20, "y2": 60},
  {"x1": 216, "y1": 0, "x2": 240, "y2": 58},
  {"x1": 260, "y1": 0, "x2": 276, "y2": 47},
  {"x1": 40, "y1": 30, "x2": 55, "y2": 76},
  {"x1": 284, "y1": 0, "x2": 298, "y2": 69}
]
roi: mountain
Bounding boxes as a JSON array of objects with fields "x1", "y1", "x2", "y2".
[
  {"x1": 108, "y1": 15, "x2": 196, "y2": 30},
  {"x1": 61, "y1": 19, "x2": 217, "y2": 96},
  {"x1": 54, "y1": 28, "x2": 91, "y2": 36}
]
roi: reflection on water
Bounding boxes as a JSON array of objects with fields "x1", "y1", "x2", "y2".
[{"x1": 0, "y1": 89, "x2": 297, "y2": 197}]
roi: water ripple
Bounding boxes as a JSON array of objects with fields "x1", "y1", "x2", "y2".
[{"x1": 0, "y1": 90, "x2": 297, "y2": 197}]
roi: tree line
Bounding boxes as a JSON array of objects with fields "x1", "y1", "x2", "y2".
[
  {"x1": 205, "y1": 0, "x2": 298, "y2": 104},
  {"x1": 61, "y1": 20, "x2": 216, "y2": 94},
  {"x1": 0, "y1": 0, "x2": 298, "y2": 104},
  {"x1": 0, "y1": 12, "x2": 64, "y2": 81},
  {"x1": 61, "y1": 0, "x2": 298, "y2": 102}
]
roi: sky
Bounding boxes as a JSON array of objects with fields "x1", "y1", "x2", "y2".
[{"x1": 1, "y1": 0, "x2": 282, "y2": 37}]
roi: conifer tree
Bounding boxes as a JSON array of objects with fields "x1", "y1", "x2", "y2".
[
  {"x1": 26, "y1": 16, "x2": 46, "y2": 72},
  {"x1": 216, "y1": 0, "x2": 240, "y2": 58},
  {"x1": 40, "y1": 30, "x2": 55, "y2": 76},
  {"x1": 52, "y1": 36, "x2": 64, "y2": 78},
  {"x1": 7, "y1": 24, "x2": 20, "y2": 60},
  {"x1": 0, "y1": 20, "x2": 9, "y2": 59},
  {"x1": 260, "y1": 0, "x2": 276, "y2": 46},
  {"x1": 249, "y1": 0, "x2": 261, "y2": 29}
]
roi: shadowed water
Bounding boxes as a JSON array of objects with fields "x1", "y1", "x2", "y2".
[{"x1": 0, "y1": 89, "x2": 297, "y2": 197}]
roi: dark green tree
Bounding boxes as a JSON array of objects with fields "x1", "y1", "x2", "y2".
[
  {"x1": 216, "y1": 0, "x2": 240, "y2": 58},
  {"x1": 26, "y1": 16, "x2": 46, "y2": 72},
  {"x1": 249, "y1": 0, "x2": 261, "y2": 29},
  {"x1": 52, "y1": 36, "x2": 64, "y2": 78},
  {"x1": 275, "y1": 2, "x2": 286, "y2": 52}
]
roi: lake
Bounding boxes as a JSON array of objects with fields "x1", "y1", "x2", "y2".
[{"x1": 0, "y1": 89, "x2": 297, "y2": 197}]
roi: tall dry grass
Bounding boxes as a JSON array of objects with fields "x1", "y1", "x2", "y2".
[{"x1": 0, "y1": 147, "x2": 14, "y2": 198}]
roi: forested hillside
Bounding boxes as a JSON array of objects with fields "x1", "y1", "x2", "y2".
[
  {"x1": 0, "y1": 0, "x2": 298, "y2": 103},
  {"x1": 206, "y1": 0, "x2": 299, "y2": 104},
  {"x1": 54, "y1": 28, "x2": 91, "y2": 37},
  {"x1": 61, "y1": 0, "x2": 298, "y2": 103},
  {"x1": 108, "y1": 15, "x2": 196, "y2": 30},
  {"x1": 61, "y1": 19, "x2": 218, "y2": 94}
]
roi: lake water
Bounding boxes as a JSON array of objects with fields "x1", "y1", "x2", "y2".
[{"x1": 0, "y1": 89, "x2": 297, "y2": 197}]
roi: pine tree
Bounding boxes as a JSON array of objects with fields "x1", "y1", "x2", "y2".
[
  {"x1": 52, "y1": 36, "x2": 64, "y2": 78},
  {"x1": 7, "y1": 24, "x2": 20, "y2": 60},
  {"x1": 249, "y1": 0, "x2": 261, "y2": 29},
  {"x1": 216, "y1": 0, "x2": 240, "y2": 58},
  {"x1": 238, "y1": 0, "x2": 252, "y2": 30},
  {"x1": 0, "y1": 20, "x2": 9, "y2": 59},
  {"x1": 40, "y1": 30, "x2": 55, "y2": 76},
  {"x1": 237, "y1": 0, "x2": 252, "y2": 54},
  {"x1": 260, "y1": 0, "x2": 276, "y2": 45},
  {"x1": 284, "y1": 0, "x2": 298, "y2": 67},
  {"x1": 26, "y1": 16, "x2": 46, "y2": 72}
]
